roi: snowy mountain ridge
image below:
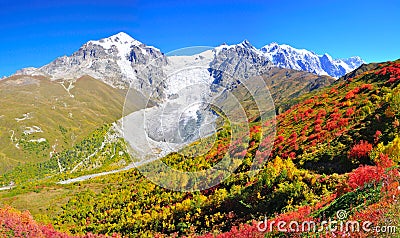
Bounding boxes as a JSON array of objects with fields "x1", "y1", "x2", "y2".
[
  {"x1": 14, "y1": 32, "x2": 364, "y2": 92},
  {"x1": 261, "y1": 42, "x2": 364, "y2": 78}
]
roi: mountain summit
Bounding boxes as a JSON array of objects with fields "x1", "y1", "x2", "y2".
[
  {"x1": 89, "y1": 32, "x2": 143, "y2": 46},
  {"x1": 16, "y1": 32, "x2": 165, "y2": 89},
  {"x1": 261, "y1": 43, "x2": 364, "y2": 78}
]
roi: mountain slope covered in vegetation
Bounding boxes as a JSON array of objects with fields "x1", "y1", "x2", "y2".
[{"x1": 0, "y1": 60, "x2": 399, "y2": 237}]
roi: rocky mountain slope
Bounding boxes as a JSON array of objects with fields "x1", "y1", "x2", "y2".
[{"x1": 16, "y1": 32, "x2": 167, "y2": 94}]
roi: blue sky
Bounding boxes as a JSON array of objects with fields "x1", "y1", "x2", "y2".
[{"x1": 0, "y1": 0, "x2": 399, "y2": 77}]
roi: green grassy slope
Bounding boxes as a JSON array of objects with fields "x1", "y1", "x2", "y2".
[{"x1": 0, "y1": 75, "x2": 127, "y2": 174}]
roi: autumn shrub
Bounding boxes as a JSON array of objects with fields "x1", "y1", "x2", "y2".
[
  {"x1": 349, "y1": 140, "x2": 373, "y2": 162},
  {"x1": 347, "y1": 165, "x2": 382, "y2": 189}
]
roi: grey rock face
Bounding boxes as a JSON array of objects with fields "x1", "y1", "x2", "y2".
[{"x1": 210, "y1": 41, "x2": 272, "y2": 89}]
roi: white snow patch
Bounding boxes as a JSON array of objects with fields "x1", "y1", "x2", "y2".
[
  {"x1": 60, "y1": 81, "x2": 75, "y2": 98},
  {"x1": 88, "y1": 32, "x2": 142, "y2": 50},
  {"x1": 9, "y1": 130, "x2": 16, "y2": 142},
  {"x1": 28, "y1": 138, "x2": 46, "y2": 143},
  {"x1": 0, "y1": 185, "x2": 14, "y2": 191},
  {"x1": 23, "y1": 126, "x2": 43, "y2": 135},
  {"x1": 15, "y1": 113, "x2": 32, "y2": 122},
  {"x1": 10, "y1": 130, "x2": 20, "y2": 149}
]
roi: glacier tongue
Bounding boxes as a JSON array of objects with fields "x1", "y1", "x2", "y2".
[{"x1": 127, "y1": 47, "x2": 218, "y2": 159}]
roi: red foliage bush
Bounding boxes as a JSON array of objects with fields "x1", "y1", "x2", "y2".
[
  {"x1": 240, "y1": 150, "x2": 248, "y2": 157},
  {"x1": 345, "y1": 91, "x2": 355, "y2": 100},
  {"x1": 314, "y1": 124, "x2": 322, "y2": 133},
  {"x1": 348, "y1": 154, "x2": 396, "y2": 190},
  {"x1": 374, "y1": 130, "x2": 382, "y2": 144},
  {"x1": 308, "y1": 134, "x2": 318, "y2": 141},
  {"x1": 348, "y1": 165, "x2": 382, "y2": 189},
  {"x1": 314, "y1": 118, "x2": 323, "y2": 125},
  {"x1": 345, "y1": 107, "x2": 355, "y2": 117},
  {"x1": 326, "y1": 121, "x2": 338, "y2": 131},
  {"x1": 275, "y1": 135, "x2": 285, "y2": 144},
  {"x1": 293, "y1": 114, "x2": 298, "y2": 122},
  {"x1": 304, "y1": 99, "x2": 314, "y2": 105},
  {"x1": 289, "y1": 132, "x2": 297, "y2": 141},
  {"x1": 360, "y1": 84, "x2": 373, "y2": 91},
  {"x1": 376, "y1": 63, "x2": 400, "y2": 84},
  {"x1": 250, "y1": 125, "x2": 261, "y2": 134},
  {"x1": 316, "y1": 109, "x2": 327, "y2": 118},
  {"x1": 330, "y1": 112, "x2": 341, "y2": 121},
  {"x1": 387, "y1": 77, "x2": 398, "y2": 83},
  {"x1": 344, "y1": 86, "x2": 364, "y2": 100},
  {"x1": 377, "y1": 153, "x2": 391, "y2": 167},
  {"x1": 0, "y1": 206, "x2": 118, "y2": 238},
  {"x1": 338, "y1": 118, "x2": 349, "y2": 127},
  {"x1": 349, "y1": 140, "x2": 373, "y2": 160},
  {"x1": 352, "y1": 87, "x2": 360, "y2": 94}
]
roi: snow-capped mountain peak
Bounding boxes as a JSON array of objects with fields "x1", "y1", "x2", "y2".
[
  {"x1": 342, "y1": 56, "x2": 364, "y2": 68},
  {"x1": 321, "y1": 53, "x2": 333, "y2": 61},
  {"x1": 213, "y1": 43, "x2": 235, "y2": 54},
  {"x1": 14, "y1": 32, "x2": 165, "y2": 90},
  {"x1": 213, "y1": 40, "x2": 262, "y2": 58},
  {"x1": 262, "y1": 43, "x2": 314, "y2": 56},
  {"x1": 260, "y1": 42, "x2": 364, "y2": 78},
  {"x1": 240, "y1": 39, "x2": 252, "y2": 48},
  {"x1": 88, "y1": 32, "x2": 142, "y2": 51},
  {"x1": 86, "y1": 32, "x2": 148, "y2": 83}
]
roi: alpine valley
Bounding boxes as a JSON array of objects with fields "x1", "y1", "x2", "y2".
[{"x1": 0, "y1": 32, "x2": 398, "y2": 238}]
